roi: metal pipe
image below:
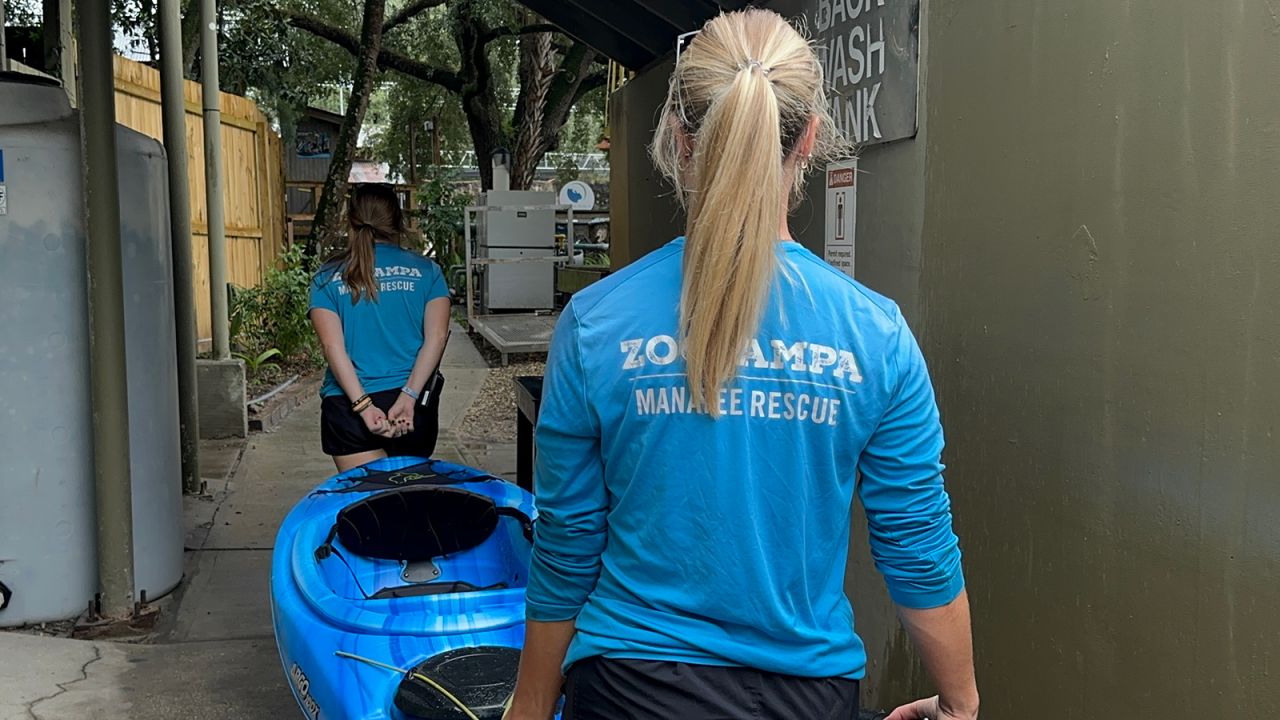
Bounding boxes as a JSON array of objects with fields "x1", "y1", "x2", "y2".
[
  {"x1": 42, "y1": 0, "x2": 75, "y2": 104},
  {"x1": 201, "y1": 0, "x2": 230, "y2": 359},
  {"x1": 431, "y1": 115, "x2": 441, "y2": 165},
  {"x1": 77, "y1": 0, "x2": 136, "y2": 620},
  {"x1": 408, "y1": 122, "x2": 417, "y2": 185},
  {"x1": 159, "y1": 0, "x2": 203, "y2": 494},
  {"x1": 1, "y1": 1, "x2": 9, "y2": 72},
  {"x1": 246, "y1": 374, "x2": 300, "y2": 407}
]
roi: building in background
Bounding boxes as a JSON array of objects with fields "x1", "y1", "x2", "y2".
[{"x1": 285, "y1": 106, "x2": 419, "y2": 243}]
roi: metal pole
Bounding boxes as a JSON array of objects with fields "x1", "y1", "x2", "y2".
[
  {"x1": 201, "y1": 0, "x2": 230, "y2": 359},
  {"x1": 159, "y1": 0, "x2": 203, "y2": 494},
  {"x1": 43, "y1": 0, "x2": 75, "y2": 104},
  {"x1": 408, "y1": 122, "x2": 417, "y2": 186},
  {"x1": 42, "y1": 0, "x2": 60, "y2": 78},
  {"x1": 465, "y1": 207, "x2": 475, "y2": 326},
  {"x1": 1, "y1": 1, "x2": 9, "y2": 72},
  {"x1": 432, "y1": 115, "x2": 441, "y2": 165},
  {"x1": 407, "y1": 122, "x2": 417, "y2": 215},
  {"x1": 77, "y1": 0, "x2": 136, "y2": 620}
]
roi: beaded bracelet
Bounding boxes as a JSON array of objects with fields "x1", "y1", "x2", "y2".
[{"x1": 351, "y1": 394, "x2": 372, "y2": 413}]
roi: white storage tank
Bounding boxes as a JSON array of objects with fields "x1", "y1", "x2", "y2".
[{"x1": 0, "y1": 72, "x2": 183, "y2": 625}]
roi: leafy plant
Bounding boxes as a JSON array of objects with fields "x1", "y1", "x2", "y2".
[
  {"x1": 554, "y1": 156, "x2": 581, "y2": 187},
  {"x1": 414, "y1": 166, "x2": 472, "y2": 295},
  {"x1": 230, "y1": 244, "x2": 318, "y2": 362},
  {"x1": 234, "y1": 348, "x2": 283, "y2": 375}
]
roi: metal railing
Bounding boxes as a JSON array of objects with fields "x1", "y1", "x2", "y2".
[{"x1": 438, "y1": 150, "x2": 608, "y2": 173}]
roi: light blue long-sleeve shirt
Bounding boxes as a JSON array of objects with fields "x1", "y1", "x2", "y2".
[{"x1": 526, "y1": 238, "x2": 964, "y2": 680}]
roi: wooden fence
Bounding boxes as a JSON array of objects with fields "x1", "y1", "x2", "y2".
[{"x1": 111, "y1": 55, "x2": 285, "y2": 341}]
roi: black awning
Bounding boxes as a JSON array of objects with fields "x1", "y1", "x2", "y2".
[{"x1": 512, "y1": 0, "x2": 753, "y2": 70}]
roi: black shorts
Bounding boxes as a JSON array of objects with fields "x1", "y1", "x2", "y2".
[
  {"x1": 563, "y1": 657, "x2": 859, "y2": 720},
  {"x1": 320, "y1": 386, "x2": 441, "y2": 458}
]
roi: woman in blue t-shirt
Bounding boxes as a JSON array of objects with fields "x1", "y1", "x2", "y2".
[
  {"x1": 506, "y1": 9, "x2": 978, "y2": 720},
  {"x1": 309, "y1": 183, "x2": 452, "y2": 471}
]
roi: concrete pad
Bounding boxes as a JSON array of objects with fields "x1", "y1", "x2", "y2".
[
  {"x1": 184, "y1": 494, "x2": 219, "y2": 550},
  {"x1": 197, "y1": 359, "x2": 247, "y2": 439},
  {"x1": 122, "y1": 639, "x2": 295, "y2": 720},
  {"x1": 0, "y1": 633, "x2": 130, "y2": 720},
  {"x1": 438, "y1": 367, "x2": 489, "y2": 431},
  {"x1": 199, "y1": 438, "x2": 246, "y2": 488},
  {"x1": 430, "y1": 443, "x2": 469, "y2": 466},
  {"x1": 204, "y1": 399, "x2": 332, "y2": 550},
  {"x1": 205, "y1": 499, "x2": 297, "y2": 550},
  {"x1": 169, "y1": 551, "x2": 273, "y2": 643},
  {"x1": 442, "y1": 320, "x2": 487, "y2": 368},
  {"x1": 459, "y1": 443, "x2": 519, "y2": 479}
]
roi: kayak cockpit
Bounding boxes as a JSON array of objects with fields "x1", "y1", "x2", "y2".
[
  {"x1": 273, "y1": 457, "x2": 554, "y2": 719},
  {"x1": 291, "y1": 478, "x2": 535, "y2": 636},
  {"x1": 313, "y1": 485, "x2": 534, "y2": 603}
]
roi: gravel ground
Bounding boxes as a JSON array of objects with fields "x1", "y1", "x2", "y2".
[
  {"x1": 457, "y1": 329, "x2": 545, "y2": 443},
  {"x1": 8, "y1": 619, "x2": 77, "y2": 638}
]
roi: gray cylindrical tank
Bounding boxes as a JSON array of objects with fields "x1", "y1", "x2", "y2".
[
  {"x1": 118, "y1": 123, "x2": 184, "y2": 603},
  {"x1": 0, "y1": 73, "x2": 183, "y2": 625},
  {"x1": 0, "y1": 73, "x2": 98, "y2": 625}
]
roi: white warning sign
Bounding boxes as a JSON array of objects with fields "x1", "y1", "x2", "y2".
[{"x1": 823, "y1": 159, "x2": 856, "y2": 276}]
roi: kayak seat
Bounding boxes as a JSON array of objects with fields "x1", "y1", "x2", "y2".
[
  {"x1": 394, "y1": 646, "x2": 520, "y2": 720},
  {"x1": 369, "y1": 580, "x2": 507, "y2": 600},
  {"x1": 336, "y1": 487, "x2": 503, "y2": 562},
  {"x1": 315, "y1": 486, "x2": 535, "y2": 600}
]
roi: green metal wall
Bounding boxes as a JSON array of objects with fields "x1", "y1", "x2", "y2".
[
  {"x1": 903, "y1": 1, "x2": 1280, "y2": 716},
  {"x1": 606, "y1": 1, "x2": 1280, "y2": 716}
]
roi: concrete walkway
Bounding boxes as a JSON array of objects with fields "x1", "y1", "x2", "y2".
[{"x1": 0, "y1": 323, "x2": 514, "y2": 719}]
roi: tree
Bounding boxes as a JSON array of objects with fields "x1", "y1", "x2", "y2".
[
  {"x1": 308, "y1": 0, "x2": 388, "y2": 254},
  {"x1": 368, "y1": 78, "x2": 467, "y2": 180},
  {"x1": 110, "y1": 0, "x2": 203, "y2": 73},
  {"x1": 2, "y1": 0, "x2": 37, "y2": 26},
  {"x1": 283, "y1": 0, "x2": 607, "y2": 192}
]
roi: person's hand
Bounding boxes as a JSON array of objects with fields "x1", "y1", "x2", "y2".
[
  {"x1": 359, "y1": 405, "x2": 394, "y2": 437},
  {"x1": 886, "y1": 695, "x2": 978, "y2": 720},
  {"x1": 387, "y1": 393, "x2": 416, "y2": 437}
]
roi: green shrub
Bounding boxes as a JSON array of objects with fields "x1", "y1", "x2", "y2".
[
  {"x1": 230, "y1": 244, "x2": 318, "y2": 364},
  {"x1": 413, "y1": 166, "x2": 470, "y2": 295}
]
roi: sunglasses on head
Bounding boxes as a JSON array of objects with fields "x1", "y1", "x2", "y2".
[
  {"x1": 675, "y1": 29, "x2": 700, "y2": 65},
  {"x1": 674, "y1": 30, "x2": 701, "y2": 128}
]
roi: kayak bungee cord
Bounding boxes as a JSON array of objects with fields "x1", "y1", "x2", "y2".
[{"x1": 334, "y1": 650, "x2": 481, "y2": 720}]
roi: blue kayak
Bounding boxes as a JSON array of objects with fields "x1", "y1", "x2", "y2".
[{"x1": 271, "y1": 456, "x2": 555, "y2": 720}]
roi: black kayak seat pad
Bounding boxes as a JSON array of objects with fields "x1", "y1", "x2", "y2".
[{"x1": 336, "y1": 486, "x2": 502, "y2": 562}]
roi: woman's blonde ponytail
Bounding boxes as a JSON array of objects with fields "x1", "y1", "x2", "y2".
[
  {"x1": 651, "y1": 9, "x2": 844, "y2": 415},
  {"x1": 681, "y1": 64, "x2": 784, "y2": 412}
]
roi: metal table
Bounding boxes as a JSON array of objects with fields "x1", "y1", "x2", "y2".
[{"x1": 513, "y1": 376, "x2": 543, "y2": 493}]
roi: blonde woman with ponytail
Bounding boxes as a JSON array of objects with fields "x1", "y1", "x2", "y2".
[
  {"x1": 509, "y1": 10, "x2": 977, "y2": 720},
  {"x1": 309, "y1": 184, "x2": 452, "y2": 471}
]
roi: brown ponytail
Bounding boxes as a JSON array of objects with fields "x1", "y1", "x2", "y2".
[
  {"x1": 651, "y1": 9, "x2": 844, "y2": 414},
  {"x1": 329, "y1": 183, "x2": 408, "y2": 304}
]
